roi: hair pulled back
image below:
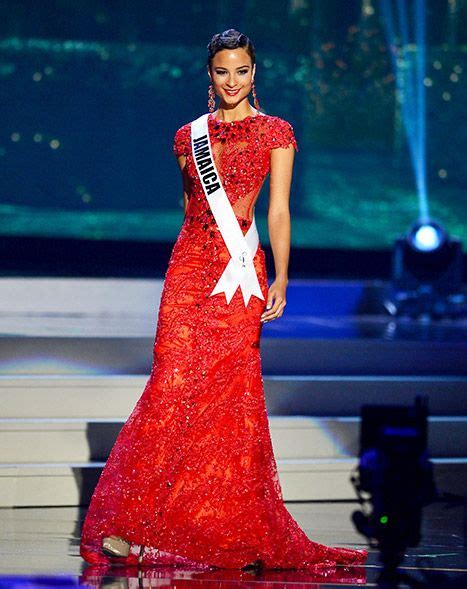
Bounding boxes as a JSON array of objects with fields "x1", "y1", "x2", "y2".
[{"x1": 207, "y1": 28, "x2": 256, "y2": 70}]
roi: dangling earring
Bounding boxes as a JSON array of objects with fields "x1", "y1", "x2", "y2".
[
  {"x1": 251, "y1": 81, "x2": 260, "y2": 111},
  {"x1": 208, "y1": 83, "x2": 216, "y2": 112}
]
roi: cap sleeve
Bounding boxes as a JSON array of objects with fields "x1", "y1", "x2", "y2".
[
  {"x1": 269, "y1": 117, "x2": 299, "y2": 152},
  {"x1": 173, "y1": 123, "x2": 191, "y2": 157}
]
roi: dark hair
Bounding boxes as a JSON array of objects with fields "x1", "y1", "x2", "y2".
[{"x1": 207, "y1": 29, "x2": 256, "y2": 69}]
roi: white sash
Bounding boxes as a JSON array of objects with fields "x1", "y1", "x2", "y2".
[{"x1": 191, "y1": 113, "x2": 265, "y2": 306}]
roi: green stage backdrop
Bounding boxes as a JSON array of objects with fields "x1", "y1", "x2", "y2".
[{"x1": 0, "y1": 0, "x2": 465, "y2": 250}]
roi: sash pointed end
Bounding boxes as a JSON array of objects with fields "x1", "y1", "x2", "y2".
[{"x1": 210, "y1": 282, "x2": 236, "y2": 305}]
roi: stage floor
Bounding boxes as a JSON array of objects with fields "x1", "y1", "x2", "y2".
[{"x1": 0, "y1": 499, "x2": 465, "y2": 587}]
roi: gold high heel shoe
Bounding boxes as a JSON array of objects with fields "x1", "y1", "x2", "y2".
[{"x1": 102, "y1": 535, "x2": 131, "y2": 558}]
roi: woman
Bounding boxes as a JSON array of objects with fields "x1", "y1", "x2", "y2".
[{"x1": 80, "y1": 28, "x2": 368, "y2": 571}]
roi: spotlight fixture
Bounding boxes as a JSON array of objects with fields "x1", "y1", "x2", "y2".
[
  {"x1": 407, "y1": 221, "x2": 447, "y2": 252},
  {"x1": 384, "y1": 219, "x2": 465, "y2": 319}
]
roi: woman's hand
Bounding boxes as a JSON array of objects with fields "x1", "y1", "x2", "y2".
[{"x1": 260, "y1": 278, "x2": 288, "y2": 323}]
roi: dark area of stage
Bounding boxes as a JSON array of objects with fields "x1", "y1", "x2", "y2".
[{"x1": 3, "y1": 234, "x2": 467, "y2": 282}]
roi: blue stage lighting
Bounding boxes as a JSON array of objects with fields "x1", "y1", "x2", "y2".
[
  {"x1": 407, "y1": 221, "x2": 446, "y2": 253},
  {"x1": 384, "y1": 220, "x2": 465, "y2": 319}
]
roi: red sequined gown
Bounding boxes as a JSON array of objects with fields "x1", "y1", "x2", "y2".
[{"x1": 80, "y1": 112, "x2": 368, "y2": 571}]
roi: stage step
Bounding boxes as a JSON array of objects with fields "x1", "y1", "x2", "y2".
[
  {"x1": 1, "y1": 416, "x2": 466, "y2": 464},
  {"x1": 1, "y1": 335, "x2": 466, "y2": 377},
  {"x1": 1, "y1": 375, "x2": 465, "y2": 418},
  {"x1": 0, "y1": 458, "x2": 464, "y2": 507},
  {"x1": 0, "y1": 459, "x2": 352, "y2": 506}
]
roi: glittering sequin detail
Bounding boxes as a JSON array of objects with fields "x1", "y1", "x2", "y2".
[
  {"x1": 79, "y1": 113, "x2": 368, "y2": 572},
  {"x1": 172, "y1": 113, "x2": 299, "y2": 236}
]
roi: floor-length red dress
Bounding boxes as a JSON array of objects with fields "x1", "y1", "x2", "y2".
[{"x1": 79, "y1": 111, "x2": 369, "y2": 571}]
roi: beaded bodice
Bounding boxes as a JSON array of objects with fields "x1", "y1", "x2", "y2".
[{"x1": 173, "y1": 112, "x2": 298, "y2": 234}]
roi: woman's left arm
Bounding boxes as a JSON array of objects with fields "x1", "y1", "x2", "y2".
[{"x1": 260, "y1": 145, "x2": 295, "y2": 323}]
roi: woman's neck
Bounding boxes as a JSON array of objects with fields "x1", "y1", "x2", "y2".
[{"x1": 214, "y1": 102, "x2": 257, "y2": 123}]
